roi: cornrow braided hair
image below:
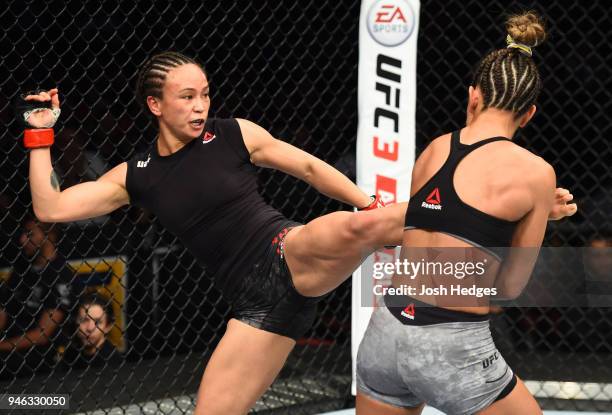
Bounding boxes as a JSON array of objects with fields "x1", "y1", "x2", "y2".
[
  {"x1": 472, "y1": 48, "x2": 541, "y2": 117},
  {"x1": 471, "y1": 11, "x2": 546, "y2": 117},
  {"x1": 136, "y1": 51, "x2": 205, "y2": 108}
]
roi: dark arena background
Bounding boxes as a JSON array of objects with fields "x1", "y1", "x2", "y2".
[{"x1": 0, "y1": 1, "x2": 610, "y2": 414}]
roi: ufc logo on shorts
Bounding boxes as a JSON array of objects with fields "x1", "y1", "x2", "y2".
[
  {"x1": 137, "y1": 155, "x2": 151, "y2": 168},
  {"x1": 482, "y1": 351, "x2": 499, "y2": 369}
]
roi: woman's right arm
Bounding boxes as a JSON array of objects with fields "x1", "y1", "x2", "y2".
[
  {"x1": 23, "y1": 88, "x2": 130, "y2": 223},
  {"x1": 30, "y1": 147, "x2": 129, "y2": 223},
  {"x1": 493, "y1": 161, "x2": 556, "y2": 299}
]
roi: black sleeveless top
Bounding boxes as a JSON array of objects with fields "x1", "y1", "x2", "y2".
[
  {"x1": 125, "y1": 118, "x2": 288, "y2": 295},
  {"x1": 404, "y1": 130, "x2": 519, "y2": 257}
]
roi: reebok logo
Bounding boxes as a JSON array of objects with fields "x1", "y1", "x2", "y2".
[
  {"x1": 202, "y1": 132, "x2": 216, "y2": 144},
  {"x1": 400, "y1": 303, "x2": 415, "y2": 320},
  {"x1": 137, "y1": 154, "x2": 151, "y2": 168},
  {"x1": 421, "y1": 187, "x2": 442, "y2": 210}
]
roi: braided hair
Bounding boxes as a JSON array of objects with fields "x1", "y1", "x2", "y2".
[
  {"x1": 472, "y1": 11, "x2": 547, "y2": 117},
  {"x1": 136, "y1": 51, "x2": 206, "y2": 108}
]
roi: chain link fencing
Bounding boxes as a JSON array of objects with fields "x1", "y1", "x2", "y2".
[{"x1": 0, "y1": 0, "x2": 610, "y2": 413}]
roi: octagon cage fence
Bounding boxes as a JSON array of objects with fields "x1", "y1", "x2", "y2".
[{"x1": 0, "y1": 1, "x2": 610, "y2": 414}]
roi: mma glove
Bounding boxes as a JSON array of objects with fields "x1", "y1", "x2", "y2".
[{"x1": 17, "y1": 90, "x2": 61, "y2": 148}]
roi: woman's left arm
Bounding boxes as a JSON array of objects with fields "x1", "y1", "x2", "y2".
[{"x1": 237, "y1": 118, "x2": 373, "y2": 208}]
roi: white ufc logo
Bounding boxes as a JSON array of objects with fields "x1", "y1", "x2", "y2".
[{"x1": 137, "y1": 154, "x2": 151, "y2": 168}]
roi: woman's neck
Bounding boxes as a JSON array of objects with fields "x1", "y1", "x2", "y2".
[
  {"x1": 156, "y1": 125, "x2": 193, "y2": 156},
  {"x1": 464, "y1": 109, "x2": 520, "y2": 142}
]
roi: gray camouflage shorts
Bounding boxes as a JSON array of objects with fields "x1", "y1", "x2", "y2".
[{"x1": 356, "y1": 305, "x2": 516, "y2": 415}]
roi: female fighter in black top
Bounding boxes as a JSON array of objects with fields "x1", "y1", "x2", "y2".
[
  {"x1": 23, "y1": 50, "x2": 574, "y2": 414},
  {"x1": 23, "y1": 51, "x2": 406, "y2": 414},
  {"x1": 356, "y1": 11, "x2": 577, "y2": 415}
]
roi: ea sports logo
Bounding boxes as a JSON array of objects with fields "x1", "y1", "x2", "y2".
[{"x1": 366, "y1": 0, "x2": 416, "y2": 47}]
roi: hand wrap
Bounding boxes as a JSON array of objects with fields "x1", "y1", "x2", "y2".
[
  {"x1": 359, "y1": 195, "x2": 386, "y2": 211},
  {"x1": 16, "y1": 91, "x2": 61, "y2": 148}
]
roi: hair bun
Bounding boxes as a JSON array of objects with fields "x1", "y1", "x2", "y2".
[{"x1": 506, "y1": 11, "x2": 546, "y2": 48}]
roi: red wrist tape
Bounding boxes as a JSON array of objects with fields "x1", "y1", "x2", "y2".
[
  {"x1": 24, "y1": 129, "x2": 54, "y2": 148},
  {"x1": 360, "y1": 195, "x2": 385, "y2": 211}
]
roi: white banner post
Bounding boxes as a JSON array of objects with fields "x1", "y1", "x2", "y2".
[{"x1": 352, "y1": 0, "x2": 420, "y2": 394}]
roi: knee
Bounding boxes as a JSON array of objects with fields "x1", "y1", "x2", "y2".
[{"x1": 346, "y1": 211, "x2": 380, "y2": 243}]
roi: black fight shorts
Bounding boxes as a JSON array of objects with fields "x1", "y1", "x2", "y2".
[{"x1": 231, "y1": 222, "x2": 322, "y2": 340}]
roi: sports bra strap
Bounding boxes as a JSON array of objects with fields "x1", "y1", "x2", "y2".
[
  {"x1": 451, "y1": 130, "x2": 511, "y2": 153},
  {"x1": 450, "y1": 130, "x2": 461, "y2": 150}
]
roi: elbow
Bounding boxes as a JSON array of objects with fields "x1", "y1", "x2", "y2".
[
  {"x1": 495, "y1": 282, "x2": 524, "y2": 300},
  {"x1": 33, "y1": 205, "x2": 52, "y2": 223},
  {"x1": 33, "y1": 204, "x2": 63, "y2": 223},
  {"x1": 498, "y1": 289, "x2": 522, "y2": 301}
]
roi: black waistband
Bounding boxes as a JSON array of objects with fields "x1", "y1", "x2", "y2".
[{"x1": 384, "y1": 294, "x2": 489, "y2": 326}]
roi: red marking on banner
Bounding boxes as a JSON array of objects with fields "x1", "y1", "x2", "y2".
[{"x1": 373, "y1": 136, "x2": 399, "y2": 161}]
